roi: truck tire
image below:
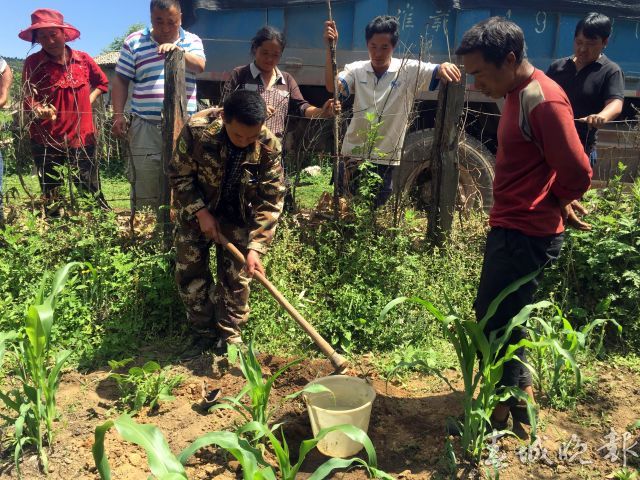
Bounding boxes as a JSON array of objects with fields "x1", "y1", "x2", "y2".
[{"x1": 394, "y1": 129, "x2": 495, "y2": 212}]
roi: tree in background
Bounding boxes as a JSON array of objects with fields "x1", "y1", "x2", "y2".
[{"x1": 102, "y1": 23, "x2": 145, "y2": 53}]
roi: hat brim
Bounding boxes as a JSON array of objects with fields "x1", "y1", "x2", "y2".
[{"x1": 18, "y1": 23, "x2": 80, "y2": 42}]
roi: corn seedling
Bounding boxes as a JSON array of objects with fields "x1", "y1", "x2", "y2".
[
  {"x1": 93, "y1": 414, "x2": 393, "y2": 480},
  {"x1": 0, "y1": 262, "x2": 92, "y2": 475},
  {"x1": 209, "y1": 342, "x2": 329, "y2": 430},
  {"x1": 381, "y1": 270, "x2": 580, "y2": 463},
  {"x1": 612, "y1": 468, "x2": 638, "y2": 480},
  {"x1": 107, "y1": 358, "x2": 184, "y2": 414},
  {"x1": 235, "y1": 421, "x2": 394, "y2": 480},
  {"x1": 527, "y1": 302, "x2": 622, "y2": 408}
]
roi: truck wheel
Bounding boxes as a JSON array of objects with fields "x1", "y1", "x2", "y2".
[{"x1": 394, "y1": 129, "x2": 495, "y2": 212}]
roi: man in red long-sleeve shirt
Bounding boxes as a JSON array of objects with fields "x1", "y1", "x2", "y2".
[{"x1": 455, "y1": 17, "x2": 592, "y2": 432}]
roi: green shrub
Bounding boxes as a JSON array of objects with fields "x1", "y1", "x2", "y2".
[
  {"x1": 0, "y1": 209, "x2": 183, "y2": 367},
  {"x1": 543, "y1": 169, "x2": 640, "y2": 352},
  {"x1": 108, "y1": 358, "x2": 184, "y2": 414}
]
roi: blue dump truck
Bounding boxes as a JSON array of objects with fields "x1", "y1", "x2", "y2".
[{"x1": 180, "y1": 0, "x2": 640, "y2": 208}]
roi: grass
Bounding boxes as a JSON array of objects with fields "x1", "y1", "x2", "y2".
[
  {"x1": 291, "y1": 167, "x2": 333, "y2": 210},
  {"x1": 4, "y1": 168, "x2": 330, "y2": 213},
  {"x1": 608, "y1": 353, "x2": 640, "y2": 375},
  {"x1": 3, "y1": 174, "x2": 130, "y2": 211}
]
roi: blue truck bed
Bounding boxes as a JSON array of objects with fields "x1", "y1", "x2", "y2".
[{"x1": 182, "y1": 0, "x2": 640, "y2": 97}]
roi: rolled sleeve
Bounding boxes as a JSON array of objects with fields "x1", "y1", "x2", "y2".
[
  {"x1": 428, "y1": 65, "x2": 440, "y2": 91},
  {"x1": 412, "y1": 60, "x2": 439, "y2": 91},
  {"x1": 337, "y1": 65, "x2": 355, "y2": 101},
  {"x1": 247, "y1": 137, "x2": 285, "y2": 253},
  {"x1": 168, "y1": 126, "x2": 207, "y2": 217}
]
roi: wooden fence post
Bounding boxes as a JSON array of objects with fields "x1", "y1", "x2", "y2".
[
  {"x1": 427, "y1": 71, "x2": 467, "y2": 245},
  {"x1": 161, "y1": 49, "x2": 187, "y2": 250}
]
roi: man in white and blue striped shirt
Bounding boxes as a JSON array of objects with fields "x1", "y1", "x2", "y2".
[{"x1": 111, "y1": 0, "x2": 205, "y2": 211}]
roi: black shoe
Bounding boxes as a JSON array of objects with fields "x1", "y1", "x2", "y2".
[{"x1": 179, "y1": 333, "x2": 221, "y2": 360}]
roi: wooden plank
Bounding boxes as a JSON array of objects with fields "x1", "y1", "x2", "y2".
[
  {"x1": 161, "y1": 49, "x2": 187, "y2": 249},
  {"x1": 427, "y1": 72, "x2": 467, "y2": 245}
]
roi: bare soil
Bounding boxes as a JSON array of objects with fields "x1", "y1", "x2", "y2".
[{"x1": 1, "y1": 351, "x2": 638, "y2": 480}]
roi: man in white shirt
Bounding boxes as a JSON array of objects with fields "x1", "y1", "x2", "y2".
[{"x1": 324, "y1": 15, "x2": 460, "y2": 206}]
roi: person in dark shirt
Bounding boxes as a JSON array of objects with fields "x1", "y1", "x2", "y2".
[{"x1": 546, "y1": 12, "x2": 624, "y2": 166}]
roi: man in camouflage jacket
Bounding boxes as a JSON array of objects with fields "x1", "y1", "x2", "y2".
[{"x1": 169, "y1": 90, "x2": 285, "y2": 347}]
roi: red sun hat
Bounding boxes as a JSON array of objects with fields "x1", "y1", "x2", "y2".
[{"x1": 18, "y1": 8, "x2": 81, "y2": 42}]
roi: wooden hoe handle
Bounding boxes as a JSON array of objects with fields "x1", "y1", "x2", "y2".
[{"x1": 219, "y1": 234, "x2": 348, "y2": 371}]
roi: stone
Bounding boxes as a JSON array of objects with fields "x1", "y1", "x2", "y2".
[
  {"x1": 302, "y1": 165, "x2": 322, "y2": 177},
  {"x1": 129, "y1": 452, "x2": 143, "y2": 466}
]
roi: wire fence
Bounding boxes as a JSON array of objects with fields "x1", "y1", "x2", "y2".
[{"x1": 2, "y1": 47, "x2": 639, "y2": 232}]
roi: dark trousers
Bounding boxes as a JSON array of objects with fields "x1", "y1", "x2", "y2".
[
  {"x1": 474, "y1": 227, "x2": 564, "y2": 397},
  {"x1": 337, "y1": 159, "x2": 394, "y2": 208},
  {"x1": 31, "y1": 142, "x2": 108, "y2": 209}
]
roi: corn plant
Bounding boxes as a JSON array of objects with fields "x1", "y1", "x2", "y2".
[
  {"x1": 381, "y1": 270, "x2": 580, "y2": 463},
  {"x1": 93, "y1": 414, "x2": 393, "y2": 480},
  {"x1": 209, "y1": 342, "x2": 329, "y2": 429},
  {"x1": 612, "y1": 468, "x2": 639, "y2": 480},
  {"x1": 526, "y1": 302, "x2": 622, "y2": 408},
  {"x1": 107, "y1": 358, "x2": 184, "y2": 414},
  {"x1": 0, "y1": 262, "x2": 92, "y2": 475}
]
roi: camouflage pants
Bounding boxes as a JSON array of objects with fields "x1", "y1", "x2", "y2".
[{"x1": 174, "y1": 220, "x2": 251, "y2": 342}]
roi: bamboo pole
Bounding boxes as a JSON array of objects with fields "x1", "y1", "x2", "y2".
[{"x1": 327, "y1": 0, "x2": 341, "y2": 220}]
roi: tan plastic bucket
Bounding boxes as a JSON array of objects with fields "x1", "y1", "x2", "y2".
[{"x1": 304, "y1": 375, "x2": 376, "y2": 458}]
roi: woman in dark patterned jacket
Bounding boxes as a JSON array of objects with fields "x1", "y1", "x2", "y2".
[{"x1": 223, "y1": 26, "x2": 337, "y2": 138}]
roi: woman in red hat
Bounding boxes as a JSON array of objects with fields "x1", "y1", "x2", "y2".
[{"x1": 20, "y1": 8, "x2": 109, "y2": 214}]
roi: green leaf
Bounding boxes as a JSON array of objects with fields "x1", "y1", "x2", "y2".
[
  {"x1": 142, "y1": 361, "x2": 162, "y2": 374},
  {"x1": 157, "y1": 394, "x2": 176, "y2": 403},
  {"x1": 308, "y1": 458, "x2": 369, "y2": 480},
  {"x1": 284, "y1": 383, "x2": 332, "y2": 401},
  {"x1": 0, "y1": 331, "x2": 18, "y2": 366},
  {"x1": 177, "y1": 430, "x2": 273, "y2": 480},
  {"x1": 47, "y1": 350, "x2": 71, "y2": 395},
  {"x1": 40, "y1": 262, "x2": 85, "y2": 343},
  {"x1": 302, "y1": 425, "x2": 387, "y2": 479},
  {"x1": 128, "y1": 367, "x2": 144, "y2": 377},
  {"x1": 227, "y1": 343, "x2": 239, "y2": 365},
  {"x1": 25, "y1": 304, "x2": 46, "y2": 362},
  {"x1": 110, "y1": 414, "x2": 186, "y2": 478},
  {"x1": 479, "y1": 269, "x2": 542, "y2": 330},
  {"x1": 378, "y1": 296, "x2": 408, "y2": 321},
  {"x1": 93, "y1": 419, "x2": 116, "y2": 480},
  {"x1": 108, "y1": 358, "x2": 134, "y2": 370}
]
